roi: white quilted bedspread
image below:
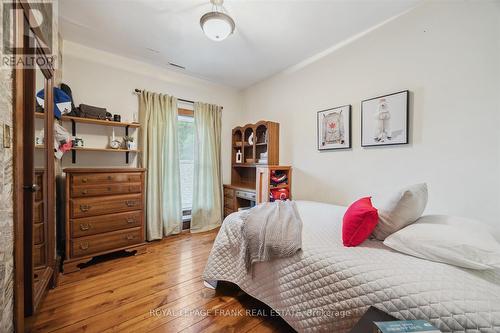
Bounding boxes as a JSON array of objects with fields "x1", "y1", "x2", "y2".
[{"x1": 202, "y1": 201, "x2": 500, "y2": 333}]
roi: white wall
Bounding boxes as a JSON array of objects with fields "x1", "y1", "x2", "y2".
[
  {"x1": 61, "y1": 41, "x2": 243, "y2": 184},
  {"x1": 242, "y1": 1, "x2": 500, "y2": 224}
]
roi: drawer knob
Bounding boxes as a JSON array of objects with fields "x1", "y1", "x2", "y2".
[
  {"x1": 81, "y1": 189, "x2": 88, "y2": 195},
  {"x1": 107, "y1": 175, "x2": 113, "y2": 180},
  {"x1": 80, "y1": 204, "x2": 91, "y2": 212},
  {"x1": 79, "y1": 223, "x2": 91, "y2": 231},
  {"x1": 82, "y1": 178, "x2": 88, "y2": 183},
  {"x1": 126, "y1": 218, "x2": 136, "y2": 224},
  {"x1": 107, "y1": 186, "x2": 112, "y2": 191},
  {"x1": 79, "y1": 242, "x2": 89, "y2": 250},
  {"x1": 126, "y1": 234, "x2": 136, "y2": 241},
  {"x1": 125, "y1": 201, "x2": 136, "y2": 207}
]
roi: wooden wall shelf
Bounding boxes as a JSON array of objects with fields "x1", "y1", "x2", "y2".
[
  {"x1": 36, "y1": 112, "x2": 140, "y2": 128},
  {"x1": 67, "y1": 116, "x2": 140, "y2": 164},
  {"x1": 72, "y1": 147, "x2": 140, "y2": 153},
  {"x1": 61, "y1": 115, "x2": 140, "y2": 128},
  {"x1": 36, "y1": 113, "x2": 141, "y2": 163},
  {"x1": 232, "y1": 163, "x2": 258, "y2": 168}
]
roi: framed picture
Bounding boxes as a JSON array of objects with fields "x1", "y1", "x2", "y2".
[
  {"x1": 317, "y1": 105, "x2": 351, "y2": 150},
  {"x1": 361, "y1": 90, "x2": 409, "y2": 147}
]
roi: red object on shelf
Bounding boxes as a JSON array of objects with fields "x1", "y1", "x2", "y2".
[
  {"x1": 270, "y1": 188, "x2": 289, "y2": 201},
  {"x1": 270, "y1": 171, "x2": 287, "y2": 184}
]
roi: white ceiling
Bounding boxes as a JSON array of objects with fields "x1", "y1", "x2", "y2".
[{"x1": 59, "y1": 0, "x2": 419, "y2": 89}]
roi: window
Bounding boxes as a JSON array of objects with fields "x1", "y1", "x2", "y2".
[{"x1": 178, "y1": 115, "x2": 194, "y2": 212}]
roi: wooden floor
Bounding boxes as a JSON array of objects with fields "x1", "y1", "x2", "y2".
[{"x1": 27, "y1": 229, "x2": 295, "y2": 333}]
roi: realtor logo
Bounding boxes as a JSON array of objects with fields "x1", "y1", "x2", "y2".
[{"x1": 1, "y1": 0, "x2": 58, "y2": 69}]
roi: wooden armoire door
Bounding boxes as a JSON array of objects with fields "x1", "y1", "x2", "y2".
[{"x1": 13, "y1": 2, "x2": 56, "y2": 321}]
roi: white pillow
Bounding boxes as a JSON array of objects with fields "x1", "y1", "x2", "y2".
[
  {"x1": 372, "y1": 183, "x2": 428, "y2": 240},
  {"x1": 418, "y1": 215, "x2": 500, "y2": 242},
  {"x1": 488, "y1": 226, "x2": 500, "y2": 243},
  {"x1": 384, "y1": 215, "x2": 500, "y2": 270}
]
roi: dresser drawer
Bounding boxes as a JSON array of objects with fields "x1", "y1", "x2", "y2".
[
  {"x1": 71, "y1": 211, "x2": 143, "y2": 238},
  {"x1": 34, "y1": 223, "x2": 44, "y2": 245},
  {"x1": 224, "y1": 208, "x2": 234, "y2": 218},
  {"x1": 71, "y1": 183, "x2": 142, "y2": 198},
  {"x1": 224, "y1": 196, "x2": 234, "y2": 209},
  {"x1": 71, "y1": 228, "x2": 142, "y2": 258},
  {"x1": 34, "y1": 202, "x2": 43, "y2": 223},
  {"x1": 70, "y1": 194, "x2": 142, "y2": 218},
  {"x1": 72, "y1": 173, "x2": 142, "y2": 186},
  {"x1": 34, "y1": 244, "x2": 46, "y2": 267},
  {"x1": 223, "y1": 187, "x2": 234, "y2": 199}
]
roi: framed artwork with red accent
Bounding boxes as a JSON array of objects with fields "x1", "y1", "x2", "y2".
[{"x1": 317, "y1": 105, "x2": 351, "y2": 151}]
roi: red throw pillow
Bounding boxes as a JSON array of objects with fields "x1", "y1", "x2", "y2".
[{"x1": 342, "y1": 197, "x2": 379, "y2": 247}]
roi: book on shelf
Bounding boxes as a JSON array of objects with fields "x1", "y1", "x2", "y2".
[{"x1": 373, "y1": 320, "x2": 440, "y2": 333}]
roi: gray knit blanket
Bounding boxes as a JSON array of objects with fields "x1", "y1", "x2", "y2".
[{"x1": 241, "y1": 200, "x2": 303, "y2": 271}]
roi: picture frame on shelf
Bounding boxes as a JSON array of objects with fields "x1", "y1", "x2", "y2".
[
  {"x1": 361, "y1": 90, "x2": 409, "y2": 147},
  {"x1": 317, "y1": 105, "x2": 351, "y2": 151}
]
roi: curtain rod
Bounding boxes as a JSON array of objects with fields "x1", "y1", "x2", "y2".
[
  {"x1": 134, "y1": 88, "x2": 194, "y2": 104},
  {"x1": 134, "y1": 89, "x2": 223, "y2": 110}
]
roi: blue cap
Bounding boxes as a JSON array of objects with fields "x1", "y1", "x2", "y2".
[{"x1": 36, "y1": 87, "x2": 72, "y2": 119}]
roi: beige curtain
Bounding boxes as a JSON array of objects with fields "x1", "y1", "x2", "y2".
[
  {"x1": 139, "y1": 91, "x2": 183, "y2": 240},
  {"x1": 190, "y1": 102, "x2": 223, "y2": 233}
]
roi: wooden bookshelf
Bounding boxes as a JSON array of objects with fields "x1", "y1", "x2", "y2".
[
  {"x1": 231, "y1": 121, "x2": 280, "y2": 188},
  {"x1": 224, "y1": 120, "x2": 292, "y2": 216}
]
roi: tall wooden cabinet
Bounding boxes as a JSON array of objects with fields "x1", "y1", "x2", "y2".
[
  {"x1": 63, "y1": 168, "x2": 147, "y2": 273},
  {"x1": 224, "y1": 121, "x2": 292, "y2": 216}
]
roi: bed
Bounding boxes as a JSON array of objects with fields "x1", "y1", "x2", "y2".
[{"x1": 202, "y1": 201, "x2": 500, "y2": 333}]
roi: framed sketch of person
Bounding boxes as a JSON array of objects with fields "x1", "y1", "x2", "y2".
[
  {"x1": 361, "y1": 90, "x2": 409, "y2": 147},
  {"x1": 317, "y1": 105, "x2": 351, "y2": 151}
]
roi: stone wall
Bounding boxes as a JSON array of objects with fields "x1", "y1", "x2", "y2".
[
  {"x1": 0, "y1": 1, "x2": 14, "y2": 331},
  {"x1": 0, "y1": 60, "x2": 14, "y2": 333}
]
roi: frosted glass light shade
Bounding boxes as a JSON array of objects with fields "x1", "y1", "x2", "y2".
[{"x1": 200, "y1": 12, "x2": 235, "y2": 41}]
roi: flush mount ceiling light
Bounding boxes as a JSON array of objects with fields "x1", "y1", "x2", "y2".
[{"x1": 200, "y1": 0, "x2": 235, "y2": 42}]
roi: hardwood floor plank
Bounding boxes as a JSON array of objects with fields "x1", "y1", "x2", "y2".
[
  {"x1": 27, "y1": 230, "x2": 294, "y2": 333},
  {"x1": 31, "y1": 254, "x2": 212, "y2": 331},
  {"x1": 50, "y1": 279, "x2": 205, "y2": 333},
  {"x1": 39, "y1": 248, "x2": 213, "y2": 310},
  {"x1": 120, "y1": 282, "x2": 243, "y2": 333},
  {"x1": 55, "y1": 232, "x2": 216, "y2": 288}
]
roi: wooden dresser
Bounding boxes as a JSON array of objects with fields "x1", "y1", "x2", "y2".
[{"x1": 63, "y1": 168, "x2": 147, "y2": 273}]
